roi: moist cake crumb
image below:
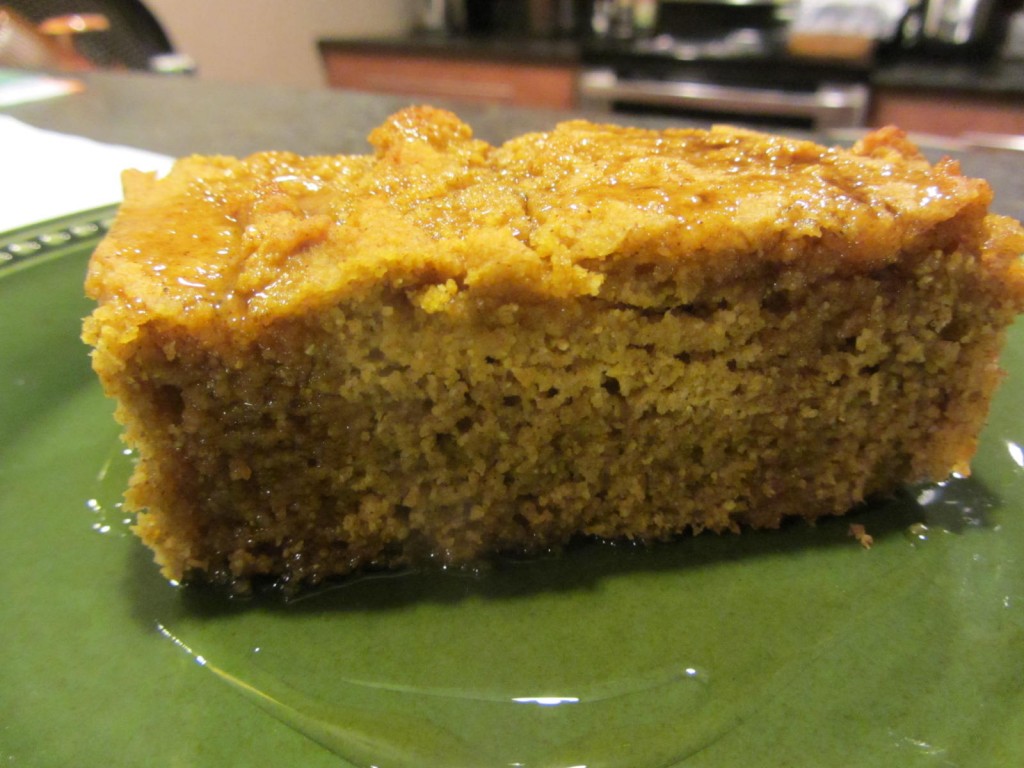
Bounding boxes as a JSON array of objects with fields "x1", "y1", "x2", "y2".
[{"x1": 82, "y1": 106, "x2": 1024, "y2": 586}]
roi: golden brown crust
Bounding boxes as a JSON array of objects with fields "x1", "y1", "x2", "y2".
[
  {"x1": 85, "y1": 108, "x2": 1021, "y2": 323},
  {"x1": 83, "y1": 108, "x2": 1024, "y2": 586}
]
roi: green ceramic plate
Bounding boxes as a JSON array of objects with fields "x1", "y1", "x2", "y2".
[{"x1": 2, "y1": 210, "x2": 1023, "y2": 768}]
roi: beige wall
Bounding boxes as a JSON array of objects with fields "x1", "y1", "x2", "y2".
[{"x1": 145, "y1": 0, "x2": 416, "y2": 88}]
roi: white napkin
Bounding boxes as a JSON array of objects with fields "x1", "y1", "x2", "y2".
[{"x1": 0, "y1": 115, "x2": 174, "y2": 232}]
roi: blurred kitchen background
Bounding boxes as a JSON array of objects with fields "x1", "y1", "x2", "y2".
[{"x1": 3, "y1": 0, "x2": 1023, "y2": 141}]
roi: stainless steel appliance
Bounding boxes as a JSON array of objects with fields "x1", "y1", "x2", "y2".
[
  {"x1": 578, "y1": 0, "x2": 872, "y2": 131},
  {"x1": 890, "y1": 0, "x2": 1018, "y2": 61},
  {"x1": 913, "y1": 0, "x2": 1009, "y2": 51}
]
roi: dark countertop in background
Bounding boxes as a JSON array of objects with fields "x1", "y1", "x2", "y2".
[
  {"x1": 320, "y1": 33, "x2": 1024, "y2": 98},
  {"x1": 0, "y1": 70, "x2": 577, "y2": 157},
  {"x1": 3, "y1": 70, "x2": 1022, "y2": 219},
  {"x1": 318, "y1": 33, "x2": 582, "y2": 67},
  {"x1": 871, "y1": 55, "x2": 1024, "y2": 95}
]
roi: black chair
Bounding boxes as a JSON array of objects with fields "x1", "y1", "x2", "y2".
[{"x1": 5, "y1": 0, "x2": 182, "y2": 71}]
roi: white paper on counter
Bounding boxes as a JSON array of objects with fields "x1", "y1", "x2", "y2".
[{"x1": 0, "y1": 115, "x2": 174, "y2": 233}]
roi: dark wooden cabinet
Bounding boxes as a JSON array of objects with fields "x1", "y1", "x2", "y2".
[
  {"x1": 321, "y1": 48, "x2": 578, "y2": 110},
  {"x1": 870, "y1": 87, "x2": 1024, "y2": 137}
]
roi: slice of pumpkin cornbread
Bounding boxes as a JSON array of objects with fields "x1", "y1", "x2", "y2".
[{"x1": 83, "y1": 106, "x2": 1024, "y2": 587}]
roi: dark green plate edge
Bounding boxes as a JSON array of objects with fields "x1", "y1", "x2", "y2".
[{"x1": 0, "y1": 204, "x2": 118, "y2": 277}]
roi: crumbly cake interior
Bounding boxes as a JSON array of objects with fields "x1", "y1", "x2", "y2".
[{"x1": 83, "y1": 107, "x2": 1024, "y2": 586}]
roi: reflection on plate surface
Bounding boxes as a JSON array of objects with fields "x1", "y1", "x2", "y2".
[{"x1": 1, "y1": 214, "x2": 1022, "y2": 767}]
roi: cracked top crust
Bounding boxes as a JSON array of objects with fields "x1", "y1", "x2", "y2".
[{"x1": 85, "y1": 105, "x2": 1024, "y2": 330}]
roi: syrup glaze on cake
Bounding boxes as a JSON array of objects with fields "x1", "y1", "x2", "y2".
[{"x1": 83, "y1": 107, "x2": 1024, "y2": 586}]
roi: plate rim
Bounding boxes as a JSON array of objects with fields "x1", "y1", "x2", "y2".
[{"x1": 0, "y1": 204, "x2": 118, "y2": 278}]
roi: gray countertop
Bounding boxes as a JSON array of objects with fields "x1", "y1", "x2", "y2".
[
  {"x1": 2, "y1": 70, "x2": 549, "y2": 158},
  {"x1": 3, "y1": 70, "x2": 1023, "y2": 219}
]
